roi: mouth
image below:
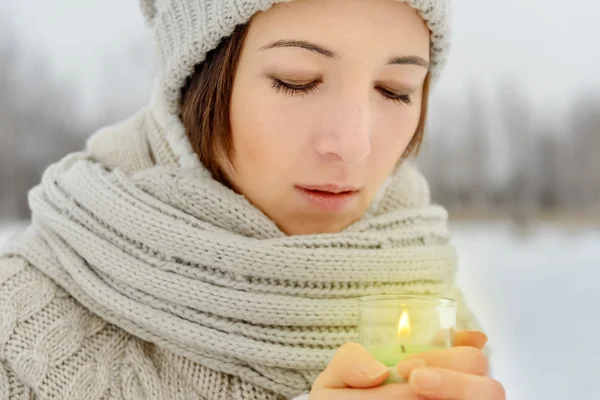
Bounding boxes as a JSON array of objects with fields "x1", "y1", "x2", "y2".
[
  {"x1": 295, "y1": 184, "x2": 360, "y2": 212},
  {"x1": 296, "y1": 184, "x2": 360, "y2": 194}
]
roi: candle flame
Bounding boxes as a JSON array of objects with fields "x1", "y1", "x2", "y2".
[{"x1": 397, "y1": 310, "x2": 411, "y2": 338}]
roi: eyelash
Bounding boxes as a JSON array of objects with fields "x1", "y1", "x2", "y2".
[
  {"x1": 377, "y1": 87, "x2": 413, "y2": 106},
  {"x1": 271, "y1": 79, "x2": 320, "y2": 96},
  {"x1": 270, "y1": 79, "x2": 413, "y2": 106}
]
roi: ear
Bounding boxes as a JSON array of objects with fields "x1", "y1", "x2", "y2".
[{"x1": 139, "y1": 0, "x2": 157, "y2": 26}]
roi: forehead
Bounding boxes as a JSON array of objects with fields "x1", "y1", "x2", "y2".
[{"x1": 246, "y1": 0, "x2": 431, "y2": 61}]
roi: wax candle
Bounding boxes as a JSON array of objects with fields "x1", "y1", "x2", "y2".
[
  {"x1": 366, "y1": 343, "x2": 445, "y2": 383},
  {"x1": 358, "y1": 295, "x2": 457, "y2": 384},
  {"x1": 366, "y1": 343, "x2": 446, "y2": 366}
]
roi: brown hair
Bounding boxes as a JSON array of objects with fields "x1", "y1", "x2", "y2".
[{"x1": 180, "y1": 22, "x2": 430, "y2": 186}]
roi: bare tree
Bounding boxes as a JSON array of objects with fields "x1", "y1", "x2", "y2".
[
  {"x1": 0, "y1": 38, "x2": 85, "y2": 220},
  {"x1": 495, "y1": 77, "x2": 536, "y2": 225},
  {"x1": 0, "y1": 41, "x2": 20, "y2": 219},
  {"x1": 569, "y1": 93, "x2": 600, "y2": 210},
  {"x1": 465, "y1": 85, "x2": 491, "y2": 212},
  {"x1": 538, "y1": 132, "x2": 560, "y2": 210}
]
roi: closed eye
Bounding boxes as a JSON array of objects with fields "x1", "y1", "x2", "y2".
[
  {"x1": 377, "y1": 86, "x2": 413, "y2": 106},
  {"x1": 271, "y1": 79, "x2": 321, "y2": 96},
  {"x1": 271, "y1": 78, "x2": 413, "y2": 106}
]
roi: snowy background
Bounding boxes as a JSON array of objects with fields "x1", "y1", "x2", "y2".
[{"x1": 2, "y1": 0, "x2": 600, "y2": 399}]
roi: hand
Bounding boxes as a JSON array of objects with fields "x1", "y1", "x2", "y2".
[
  {"x1": 308, "y1": 330, "x2": 505, "y2": 400},
  {"x1": 402, "y1": 330, "x2": 506, "y2": 400},
  {"x1": 308, "y1": 342, "x2": 427, "y2": 399}
]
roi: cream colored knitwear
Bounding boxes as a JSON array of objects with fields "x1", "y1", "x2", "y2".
[
  {"x1": 0, "y1": 96, "x2": 481, "y2": 399},
  {"x1": 139, "y1": 0, "x2": 451, "y2": 116}
]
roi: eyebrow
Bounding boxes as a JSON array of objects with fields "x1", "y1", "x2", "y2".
[
  {"x1": 259, "y1": 39, "x2": 429, "y2": 69},
  {"x1": 388, "y1": 55, "x2": 429, "y2": 69},
  {"x1": 259, "y1": 40, "x2": 339, "y2": 59}
]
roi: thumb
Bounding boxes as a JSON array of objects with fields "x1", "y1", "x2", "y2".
[{"x1": 312, "y1": 342, "x2": 389, "y2": 390}]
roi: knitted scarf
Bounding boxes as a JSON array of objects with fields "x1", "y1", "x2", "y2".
[{"x1": 5, "y1": 107, "x2": 457, "y2": 398}]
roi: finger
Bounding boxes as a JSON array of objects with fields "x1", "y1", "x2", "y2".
[
  {"x1": 453, "y1": 330, "x2": 488, "y2": 349},
  {"x1": 312, "y1": 342, "x2": 389, "y2": 390},
  {"x1": 430, "y1": 328, "x2": 455, "y2": 347},
  {"x1": 403, "y1": 346, "x2": 488, "y2": 376},
  {"x1": 409, "y1": 367, "x2": 506, "y2": 400},
  {"x1": 396, "y1": 358, "x2": 427, "y2": 381},
  {"x1": 431, "y1": 329, "x2": 488, "y2": 349},
  {"x1": 312, "y1": 383, "x2": 421, "y2": 400}
]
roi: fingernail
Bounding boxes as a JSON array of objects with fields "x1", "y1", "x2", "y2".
[
  {"x1": 480, "y1": 332, "x2": 489, "y2": 345},
  {"x1": 396, "y1": 358, "x2": 426, "y2": 378},
  {"x1": 412, "y1": 369, "x2": 441, "y2": 390},
  {"x1": 474, "y1": 334, "x2": 489, "y2": 349},
  {"x1": 470, "y1": 330, "x2": 489, "y2": 345},
  {"x1": 358, "y1": 360, "x2": 388, "y2": 380}
]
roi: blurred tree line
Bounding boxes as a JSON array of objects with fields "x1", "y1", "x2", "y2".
[
  {"x1": 0, "y1": 38, "x2": 86, "y2": 219},
  {"x1": 0, "y1": 30, "x2": 149, "y2": 221},
  {"x1": 418, "y1": 80, "x2": 599, "y2": 223},
  {"x1": 0, "y1": 37, "x2": 599, "y2": 223}
]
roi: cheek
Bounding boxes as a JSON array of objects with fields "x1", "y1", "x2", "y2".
[
  {"x1": 230, "y1": 87, "x2": 310, "y2": 179},
  {"x1": 370, "y1": 105, "x2": 421, "y2": 165}
]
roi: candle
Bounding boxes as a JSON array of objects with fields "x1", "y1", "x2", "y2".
[
  {"x1": 358, "y1": 295, "x2": 457, "y2": 384},
  {"x1": 366, "y1": 343, "x2": 445, "y2": 366},
  {"x1": 367, "y1": 310, "x2": 443, "y2": 365},
  {"x1": 366, "y1": 309, "x2": 444, "y2": 382}
]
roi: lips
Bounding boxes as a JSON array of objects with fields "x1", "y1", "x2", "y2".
[
  {"x1": 295, "y1": 184, "x2": 360, "y2": 212},
  {"x1": 296, "y1": 184, "x2": 359, "y2": 194}
]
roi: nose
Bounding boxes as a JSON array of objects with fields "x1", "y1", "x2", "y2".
[{"x1": 314, "y1": 97, "x2": 371, "y2": 165}]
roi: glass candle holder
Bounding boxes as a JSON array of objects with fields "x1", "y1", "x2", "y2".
[{"x1": 358, "y1": 295, "x2": 457, "y2": 384}]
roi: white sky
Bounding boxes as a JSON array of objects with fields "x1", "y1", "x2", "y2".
[
  {"x1": 3, "y1": 0, "x2": 600, "y2": 123},
  {"x1": 439, "y1": 0, "x2": 600, "y2": 114}
]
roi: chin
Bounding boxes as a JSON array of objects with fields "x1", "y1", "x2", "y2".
[{"x1": 278, "y1": 211, "x2": 363, "y2": 236}]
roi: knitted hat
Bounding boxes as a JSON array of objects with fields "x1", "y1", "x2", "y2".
[{"x1": 140, "y1": 0, "x2": 451, "y2": 116}]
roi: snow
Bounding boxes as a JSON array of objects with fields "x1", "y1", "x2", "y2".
[
  {"x1": 1, "y1": 220, "x2": 598, "y2": 398},
  {"x1": 0, "y1": 222, "x2": 25, "y2": 249},
  {"x1": 452, "y1": 222, "x2": 599, "y2": 399}
]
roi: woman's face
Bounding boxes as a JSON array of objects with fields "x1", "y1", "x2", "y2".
[{"x1": 225, "y1": 0, "x2": 430, "y2": 235}]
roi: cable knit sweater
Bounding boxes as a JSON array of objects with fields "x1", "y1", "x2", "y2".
[{"x1": 0, "y1": 106, "x2": 480, "y2": 399}]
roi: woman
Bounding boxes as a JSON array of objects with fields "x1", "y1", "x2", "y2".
[{"x1": 0, "y1": 0, "x2": 505, "y2": 399}]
